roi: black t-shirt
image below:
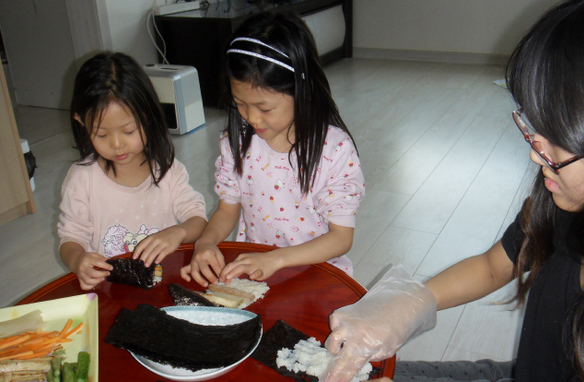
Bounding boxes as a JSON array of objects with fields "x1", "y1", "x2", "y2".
[{"x1": 501, "y1": 209, "x2": 582, "y2": 381}]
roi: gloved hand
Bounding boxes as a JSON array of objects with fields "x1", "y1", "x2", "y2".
[{"x1": 322, "y1": 264, "x2": 437, "y2": 382}]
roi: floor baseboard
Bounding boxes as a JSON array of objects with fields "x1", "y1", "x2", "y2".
[{"x1": 353, "y1": 47, "x2": 509, "y2": 66}]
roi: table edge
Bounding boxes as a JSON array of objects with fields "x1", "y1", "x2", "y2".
[{"x1": 15, "y1": 242, "x2": 395, "y2": 378}]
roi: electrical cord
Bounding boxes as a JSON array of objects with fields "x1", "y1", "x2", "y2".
[{"x1": 148, "y1": 0, "x2": 170, "y2": 64}]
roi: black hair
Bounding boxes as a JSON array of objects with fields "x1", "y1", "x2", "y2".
[
  {"x1": 70, "y1": 51, "x2": 174, "y2": 185},
  {"x1": 506, "y1": 0, "x2": 584, "y2": 303},
  {"x1": 221, "y1": 11, "x2": 355, "y2": 195},
  {"x1": 505, "y1": 0, "x2": 584, "y2": 377}
]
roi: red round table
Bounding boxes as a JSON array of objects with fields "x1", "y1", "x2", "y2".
[{"x1": 18, "y1": 242, "x2": 395, "y2": 381}]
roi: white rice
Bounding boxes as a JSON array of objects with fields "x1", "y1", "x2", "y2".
[
  {"x1": 217, "y1": 279, "x2": 270, "y2": 307},
  {"x1": 276, "y1": 337, "x2": 373, "y2": 382}
]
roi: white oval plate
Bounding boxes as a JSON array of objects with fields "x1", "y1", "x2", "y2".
[{"x1": 129, "y1": 306, "x2": 262, "y2": 381}]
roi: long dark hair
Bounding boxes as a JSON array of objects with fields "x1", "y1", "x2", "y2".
[
  {"x1": 70, "y1": 51, "x2": 174, "y2": 185},
  {"x1": 505, "y1": 0, "x2": 584, "y2": 375},
  {"x1": 222, "y1": 11, "x2": 355, "y2": 195}
]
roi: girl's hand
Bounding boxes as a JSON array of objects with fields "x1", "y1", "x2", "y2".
[
  {"x1": 180, "y1": 241, "x2": 226, "y2": 287},
  {"x1": 219, "y1": 251, "x2": 282, "y2": 282},
  {"x1": 132, "y1": 226, "x2": 184, "y2": 267},
  {"x1": 72, "y1": 252, "x2": 112, "y2": 290}
]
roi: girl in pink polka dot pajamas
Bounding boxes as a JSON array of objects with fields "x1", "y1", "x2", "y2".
[{"x1": 180, "y1": 12, "x2": 365, "y2": 287}]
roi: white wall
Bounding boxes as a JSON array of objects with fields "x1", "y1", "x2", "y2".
[
  {"x1": 0, "y1": 0, "x2": 164, "y2": 109},
  {"x1": 1, "y1": 0, "x2": 563, "y2": 109},
  {"x1": 0, "y1": 1, "x2": 78, "y2": 109},
  {"x1": 69, "y1": 0, "x2": 164, "y2": 67},
  {"x1": 99, "y1": 0, "x2": 161, "y2": 66},
  {"x1": 352, "y1": 0, "x2": 559, "y2": 63}
]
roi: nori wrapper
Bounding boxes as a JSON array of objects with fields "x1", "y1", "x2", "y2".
[
  {"x1": 106, "y1": 258, "x2": 156, "y2": 289},
  {"x1": 251, "y1": 320, "x2": 379, "y2": 382},
  {"x1": 168, "y1": 283, "x2": 218, "y2": 307},
  {"x1": 104, "y1": 304, "x2": 262, "y2": 371}
]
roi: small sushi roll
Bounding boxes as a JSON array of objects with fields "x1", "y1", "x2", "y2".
[{"x1": 106, "y1": 258, "x2": 162, "y2": 289}]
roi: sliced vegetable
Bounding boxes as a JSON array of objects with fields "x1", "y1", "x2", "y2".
[
  {"x1": 0, "y1": 320, "x2": 83, "y2": 361},
  {"x1": 74, "y1": 351, "x2": 90, "y2": 382},
  {"x1": 62, "y1": 362, "x2": 75, "y2": 382},
  {"x1": 50, "y1": 355, "x2": 62, "y2": 381}
]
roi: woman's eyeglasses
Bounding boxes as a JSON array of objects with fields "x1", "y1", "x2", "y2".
[{"x1": 513, "y1": 109, "x2": 581, "y2": 173}]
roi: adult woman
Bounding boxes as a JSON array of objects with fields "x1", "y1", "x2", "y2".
[{"x1": 323, "y1": 0, "x2": 584, "y2": 381}]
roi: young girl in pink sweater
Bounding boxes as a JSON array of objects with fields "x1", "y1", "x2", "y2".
[{"x1": 58, "y1": 52, "x2": 207, "y2": 290}]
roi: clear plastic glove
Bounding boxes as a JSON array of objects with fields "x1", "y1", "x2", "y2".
[{"x1": 322, "y1": 264, "x2": 437, "y2": 382}]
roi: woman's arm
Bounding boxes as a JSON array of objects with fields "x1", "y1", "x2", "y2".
[
  {"x1": 425, "y1": 240, "x2": 515, "y2": 310},
  {"x1": 322, "y1": 241, "x2": 515, "y2": 382},
  {"x1": 220, "y1": 222, "x2": 353, "y2": 281}
]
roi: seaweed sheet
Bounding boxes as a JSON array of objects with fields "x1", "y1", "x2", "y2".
[
  {"x1": 105, "y1": 258, "x2": 156, "y2": 289},
  {"x1": 252, "y1": 320, "x2": 379, "y2": 382},
  {"x1": 104, "y1": 304, "x2": 262, "y2": 371},
  {"x1": 168, "y1": 283, "x2": 217, "y2": 307}
]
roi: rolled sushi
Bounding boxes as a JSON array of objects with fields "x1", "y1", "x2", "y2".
[{"x1": 105, "y1": 258, "x2": 162, "y2": 289}]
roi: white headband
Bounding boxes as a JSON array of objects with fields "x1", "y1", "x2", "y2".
[
  {"x1": 227, "y1": 37, "x2": 295, "y2": 73},
  {"x1": 231, "y1": 37, "x2": 290, "y2": 58}
]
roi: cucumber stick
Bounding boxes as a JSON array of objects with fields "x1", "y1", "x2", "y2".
[
  {"x1": 74, "y1": 351, "x2": 90, "y2": 382},
  {"x1": 62, "y1": 362, "x2": 76, "y2": 382}
]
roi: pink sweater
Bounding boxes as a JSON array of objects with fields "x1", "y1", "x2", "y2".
[
  {"x1": 215, "y1": 126, "x2": 365, "y2": 274},
  {"x1": 58, "y1": 159, "x2": 206, "y2": 257}
]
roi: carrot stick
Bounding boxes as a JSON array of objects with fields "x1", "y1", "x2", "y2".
[
  {"x1": 0, "y1": 350, "x2": 34, "y2": 361},
  {"x1": 63, "y1": 322, "x2": 84, "y2": 338},
  {"x1": 17, "y1": 348, "x2": 52, "y2": 359},
  {"x1": 0, "y1": 317, "x2": 84, "y2": 362},
  {"x1": 59, "y1": 319, "x2": 73, "y2": 337},
  {"x1": 20, "y1": 332, "x2": 55, "y2": 347},
  {"x1": 0, "y1": 347, "x2": 29, "y2": 358},
  {"x1": 0, "y1": 334, "x2": 22, "y2": 346},
  {"x1": 28, "y1": 336, "x2": 62, "y2": 351},
  {"x1": 0, "y1": 334, "x2": 30, "y2": 350}
]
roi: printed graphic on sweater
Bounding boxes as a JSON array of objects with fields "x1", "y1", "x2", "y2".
[{"x1": 101, "y1": 224, "x2": 160, "y2": 257}]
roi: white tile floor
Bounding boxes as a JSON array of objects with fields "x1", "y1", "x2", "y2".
[{"x1": 1, "y1": 58, "x2": 535, "y2": 363}]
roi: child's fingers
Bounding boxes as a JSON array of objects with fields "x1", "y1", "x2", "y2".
[
  {"x1": 248, "y1": 269, "x2": 265, "y2": 280},
  {"x1": 179, "y1": 265, "x2": 192, "y2": 282},
  {"x1": 219, "y1": 262, "x2": 236, "y2": 280},
  {"x1": 199, "y1": 253, "x2": 225, "y2": 280},
  {"x1": 88, "y1": 267, "x2": 110, "y2": 279},
  {"x1": 154, "y1": 251, "x2": 170, "y2": 266},
  {"x1": 93, "y1": 259, "x2": 113, "y2": 272},
  {"x1": 78, "y1": 271, "x2": 106, "y2": 290},
  {"x1": 193, "y1": 265, "x2": 214, "y2": 287},
  {"x1": 131, "y1": 247, "x2": 142, "y2": 259},
  {"x1": 199, "y1": 264, "x2": 219, "y2": 285},
  {"x1": 222, "y1": 261, "x2": 260, "y2": 281}
]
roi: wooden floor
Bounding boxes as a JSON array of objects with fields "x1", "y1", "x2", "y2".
[{"x1": 1, "y1": 58, "x2": 534, "y2": 363}]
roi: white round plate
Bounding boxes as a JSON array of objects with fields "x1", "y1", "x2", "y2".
[{"x1": 129, "y1": 306, "x2": 262, "y2": 381}]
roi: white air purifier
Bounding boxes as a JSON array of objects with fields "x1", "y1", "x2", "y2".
[{"x1": 144, "y1": 64, "x2": 205, "y2": 135}]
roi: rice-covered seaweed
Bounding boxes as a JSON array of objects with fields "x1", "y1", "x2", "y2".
[
  {"x1": 252, "y1": 320, "x2": 379, "y2": 382},
  {"x1": 104, "y1": 304, "x2": 261, "y2": 371}
]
